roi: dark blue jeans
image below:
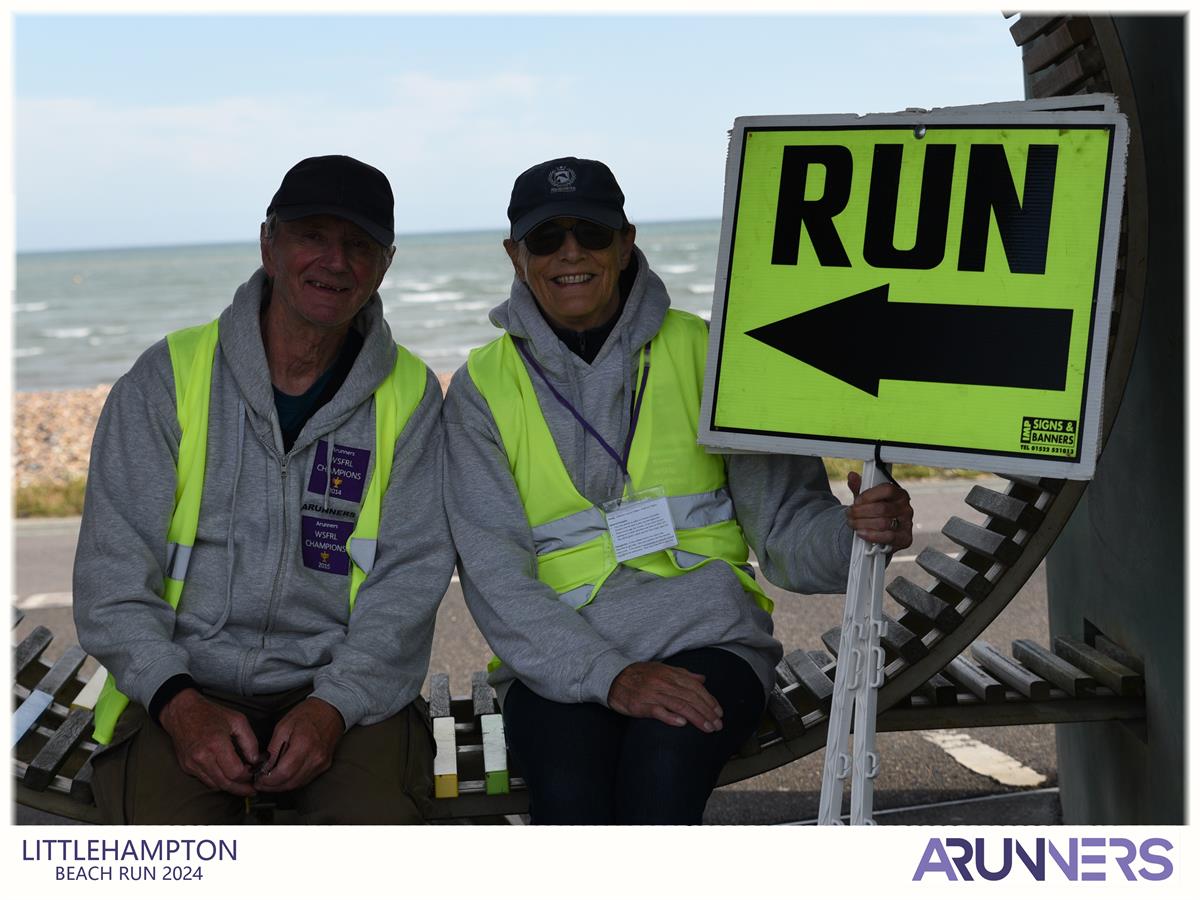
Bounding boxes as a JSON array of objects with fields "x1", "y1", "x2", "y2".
[{"x1": 503, "y1": 647, "x2": 765, "y2": 824}]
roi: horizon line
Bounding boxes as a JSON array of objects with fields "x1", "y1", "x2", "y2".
[{"x1": 15, "y1": 215, "x2": 723, "y2": 258}]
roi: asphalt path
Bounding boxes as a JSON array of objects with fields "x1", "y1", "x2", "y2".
[{"x1": 12, "y1": 477, "x2": 1058, "y2": 825}]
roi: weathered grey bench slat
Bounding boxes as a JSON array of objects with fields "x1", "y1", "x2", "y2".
[
  {"x1": 781, "y1": 649, "x2": 833, "y2": 712},
  {"x1": 916, "y1": 548, "x2": 992, "y2": 600},
  {"x1": 471, "y1": 670, "x2": 496, "y2": 718},
  {"x1": 25, "y1": 708, "x2": 94, "y2": 791},
  {"x1": 1012, "y1": 639, "x2": 1097, "y2": 696},
  {"x1": 916, "y1": 673, "x2": 960, "y2": 706},
  {"x1": 964, "y1": 485, "x2": 1043, "y2": 531},
  {"x1": 887, "y1": 576, "x2": 963, "y2": 633},
  {"x1": 428, "y1": 672, "x2": 452, "y2": 719},
  {"x1": 971, "y1": 640, "x2": 1052, "y2": 701},
  {"x1": 766, "y1": 685, "x2": 806, "y2": 739},
  {"x1": 1054, "y1": 637, "x2": 1145, "y2": 696},
  {"x1": 14, "y1": 626, "x2": 53, "y2": 677},
  {"x1": 1092, "y1": 634, "x2": 1144, "y2": 674},
  {"x1": 942, "y1": 516, "x2": 1022, "y2": 566},
  {"x1": 945, "y1": 655, "x2": 1006, "y2": 703}
]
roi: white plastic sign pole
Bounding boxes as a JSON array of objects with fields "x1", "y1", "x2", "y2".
[{"x1": 817, "y1": 459, "x2": 886, "y2": 825}]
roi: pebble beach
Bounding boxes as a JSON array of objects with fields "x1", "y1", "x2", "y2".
[{"x1": 13, "y1": 373, "x2": 455, "y2": 493}]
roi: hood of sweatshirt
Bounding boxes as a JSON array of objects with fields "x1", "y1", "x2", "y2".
[
  {"x1": 217, "y1": 268, "x2": 398, "y2": 455},
  {"x1": 490, "y1": 246, "x2": 666, "y2": 377}
]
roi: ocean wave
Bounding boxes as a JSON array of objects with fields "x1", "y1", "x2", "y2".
[
  {"x1": 42, "y1": 327, "x2": 92, "y2": 339},
  {"x1": 14, "y1": 302, "x2": 49, "y2": 313},
  {"x1": 448, "y1": 300, "x2": 491, "y2": 311},
  {"x1": 421, "y1": 343, "x2": 489, "y2": 357},
  {"x1": 451, "y1": 271, "x2": 504, "y2": 281},
  {"x1": 14, "y1": 347, "x2": 44, "y2": 358},
  {"x1": 686, "y1": 284, "x2": 715, "y2": 295},
  {"x1": 659, "y1": 264, "x2": 697, "y2": 274},
  {"x1": 397, "y1": 291, "x2": 465, "y2": 304}
]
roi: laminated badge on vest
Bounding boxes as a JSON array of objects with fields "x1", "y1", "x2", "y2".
[
  {"x1": 301, "y1": 439, "x2": 372, "y2": 576},
  {"x1": 600, "y1": 485, "x2": 679, "y2": 563}
]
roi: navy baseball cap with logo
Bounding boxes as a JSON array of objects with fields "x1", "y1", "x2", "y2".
[
  {"x1": 507, "y1": 156, "x2": 627, "y2": 240},
  {"x1": 267, "y1": 155, "x2": 395, "y2": 246}
]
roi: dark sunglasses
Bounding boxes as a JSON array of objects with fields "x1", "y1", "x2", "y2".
[{"x1": 523, "y1": 220, "x2": 616, "y2": 256}]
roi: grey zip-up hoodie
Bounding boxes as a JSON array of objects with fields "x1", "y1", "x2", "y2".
[
  {"x1": 443, "y1": 248, "x2": 853, "y2": 707},
  {"x1": 73, "y1": 269, "x2": 454, "y2": 729}
]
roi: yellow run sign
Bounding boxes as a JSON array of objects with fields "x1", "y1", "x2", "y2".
[{"x1": 700, "y1": 108, "x2": 1128, "y2": 480}]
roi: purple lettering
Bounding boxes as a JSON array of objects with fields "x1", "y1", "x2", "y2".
[
  {"x1": 912, "y1": 839, "x2": 958, "y2": 881},
  {"x1": 976, "y1": 837, "x2": 1013, "y2": 881},
  {"x1": 1138, "y1": 839, "x2": 1173, "y2": 881},
  {"x1": 1014, "y1": 838, "x2": 1046, "y2": 881},
  {"x1": 946, "y1": 838, "x2": 975, "y2": 881},
  {"x1": 1047, "y1": 838, "x2": 1078, "y2": 880},
  {"x1": 1110, "y1": 838, "x2": 1137, "y2": 880}
]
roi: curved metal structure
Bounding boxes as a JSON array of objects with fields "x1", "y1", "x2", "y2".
[{"x1": 714, "y1": 12, "x2": 1149, "y2": 787}]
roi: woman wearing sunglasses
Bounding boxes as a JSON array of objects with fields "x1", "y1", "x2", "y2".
[{"x1": 442, "y1": 156, "x2": 913, "y2": 824}]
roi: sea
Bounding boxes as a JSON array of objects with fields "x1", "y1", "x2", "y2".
[{"x1": 14, "y1": 219, "x2": 722, "y2": 393}]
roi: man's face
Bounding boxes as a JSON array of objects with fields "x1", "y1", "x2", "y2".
[
  {"x1": 504, "y1": 217, "x2": 635, "y2": 331},
  {"x1": 260, "y1": 215, "x2": 392, "y2": 330}
]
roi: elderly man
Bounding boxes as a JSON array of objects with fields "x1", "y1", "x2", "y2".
[
  {"x1": 444, "y1": 156, "x2": 914, "y2": 824},
  {"x1": 74, "y1": 155, "x2": 453, "y2": 824}
]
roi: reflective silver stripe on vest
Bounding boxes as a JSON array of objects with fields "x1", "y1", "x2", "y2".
[
  {"x1": 165, "y1": 542, "x2": 192, "y2": 582},
  {"x1": 557, "y1": 584, "x2": 594, "y2": 609},
  {"x1": 531, "y1": 487, "x2": 737, "y2": 558},
  {"x1": 667, "y1": 489, "x2": 735, "y2": 531},
  {"x1": 530, "y1": 506, "x2": 606, "y2": 556},
  {"x1": 672, "y1": 548, "x2": 755, "y2": 579},
  {"x1": 348, "y1": 537, "x2": 377, "y2": 575}
]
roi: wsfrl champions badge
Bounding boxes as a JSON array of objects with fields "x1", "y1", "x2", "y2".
[{"x1": 700, "y1": 104, "x2": 1129, "y2": 479}]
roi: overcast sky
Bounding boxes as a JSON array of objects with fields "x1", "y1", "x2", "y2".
[{"x1": 13, "y1": 12, "x2": 1024, "y2": 253}]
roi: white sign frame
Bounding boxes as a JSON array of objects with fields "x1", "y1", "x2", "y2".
[{"x1": 699, "y1": 103, "x2": 1130, "y2": 480}]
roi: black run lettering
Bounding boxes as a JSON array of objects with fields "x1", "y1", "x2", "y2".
[
  {"x1": 771, "y1": 145, "x2": 853, "y2": 268},
  {"x1": 958, "y1": 144, "x2": 1058, "y2": 274},
  {"x1": 863, "y1": 143, "x2": 956, "y2": 270}
]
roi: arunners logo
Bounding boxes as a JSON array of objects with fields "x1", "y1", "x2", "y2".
[
  {"x1": 1020, "y1": 416, "x2": 1078, "y2": 457},
  {"x1": 548, "y1": 166, "x2": 576, "y2": 193},
  {"x1": 913, "y1": 836, "x2": 1173, "y2": 882}
]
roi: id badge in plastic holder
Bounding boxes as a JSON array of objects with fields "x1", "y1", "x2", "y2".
[{"x1": 601, "y1": 486, "x2": 678, "y2": 563}]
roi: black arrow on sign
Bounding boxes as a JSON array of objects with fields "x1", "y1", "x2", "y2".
[{"x1": 745, "y1": 284, "x2": 1073, "y2": 397}]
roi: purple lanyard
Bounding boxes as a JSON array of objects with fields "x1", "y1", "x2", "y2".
[{"x1": 516, "y1": 338, "x2": 651, "y2": 482}]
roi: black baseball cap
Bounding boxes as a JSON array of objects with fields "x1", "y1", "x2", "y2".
[
  {"x1": 267, "y1": 155, "x2": 395, "y2": 246},
  {"x1": 507, "y1": 156, "x2": 626, "y2": 240}
]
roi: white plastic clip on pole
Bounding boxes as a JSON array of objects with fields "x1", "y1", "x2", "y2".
[
  {"x1": 850, "y1": 523, "x2": 888, "y2": 825},
  {"x1": 817, "y1": 459, "x2": 888, "y2": 825}
]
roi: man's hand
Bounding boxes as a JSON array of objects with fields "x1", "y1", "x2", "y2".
[
  {"x1": 253, "y1": 697, "x2": 345, "y2": 793},
  {"x1": 159, "y1": 688, "x2": 261, "y2": 797},
  {"x1": 607, "y1": 661, "x2": 724, "y2": 732},
  {"x1": 846, "y1": 471, "x2": 914, "y2": 550}
]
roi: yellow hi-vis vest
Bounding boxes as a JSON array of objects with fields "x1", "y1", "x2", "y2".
[
  {"x1": 467, "y1": 308, "x2": 772, "y2": 620},
  {"x1": 91, "y1": 319, "x2": 428, "y2": 743}
]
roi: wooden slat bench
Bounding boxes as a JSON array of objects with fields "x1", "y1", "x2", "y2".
[{"x1": 13, "y1": 619, "x2": 1145, "y2": 824}]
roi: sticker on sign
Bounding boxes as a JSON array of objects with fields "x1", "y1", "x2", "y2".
[{"x1": 699, "y1": 103, "x2": 1129, "y2": 480}]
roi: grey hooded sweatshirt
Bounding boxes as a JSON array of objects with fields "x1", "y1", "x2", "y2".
[
  {"x1": 73, "y1": 269, "x2": 454, "y2": 730},
  {"x1": 443, "y1": 248, "x2": 853, "y2": 707}
]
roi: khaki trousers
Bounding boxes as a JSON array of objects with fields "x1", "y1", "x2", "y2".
[{"x1": 91, "y1": 685, "x2": 434, "y2": 825}]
